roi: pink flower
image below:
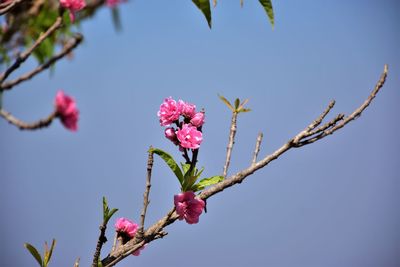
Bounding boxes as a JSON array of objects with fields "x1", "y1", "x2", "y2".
[
  {"x1": 157, "y1": 97, "x2": 182, "y2": 126},
  {"x1": 178, "y1": 100, "x2": 196, "y2": 119},
  {"x1": 106, "y1": 0, "x2": 125, "y2": 8},
  {"x1": 59, "y1": 0, "x2": 86, "y2": 22},
  {"x1": 55, "y1": 90, "x2": 79, "y2": 131},
  {"x1": 174, "y1": 191, "x2": 205, "y2": 224},
  {"x1": 115, "y1": 218, "x2": 138, "y2": 239},
  {"x1": 190, "y1": 112, "x2": 205, "y2": 127},
  {"x1": 165, "y1": 127, "x2": 179, "y2": 145},
  {"x1": 176, "y1": 124, "x2": 203, "y2": 149}
]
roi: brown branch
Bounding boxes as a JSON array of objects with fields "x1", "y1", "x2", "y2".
[
  {"x1": 252, "y1": 132, "x2": 263, "y2": 165},
  {"x1": 0, "y1": 0, "x2": 25, "y2": 15},
  {"x1": 73, "y1": 257, "x2": 80, "y2": 267},
  {"x1": 91, "y1": 223, "x2": 108, "y2": 267},
  {"x1": 1, "y1": 34, "x2": 83, "y2": 90},
  {"x1": 138, "y1": 147, "x2": 154, "y2": 237},
  {"x1": 0, "y1": 109, "x2": 57, "y2": 130},
  {"x1": 100, "y1": 65, "x2": 388, "y2": 267},
  {"x1": 0, "y1": 16, "x2": 63, "y2": 85},
  {"x1": 222, "y1": 111, "x2": 238, "y2": 177}
]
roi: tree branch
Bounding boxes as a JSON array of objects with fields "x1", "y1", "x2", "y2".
[
  {"x1": 0, "y1": 109, "x2": 57, "y2": 130},
  {"x1": 0, "y1": 0, "x2": 25, "y2": 15},
  {"x1": 1, "y1": 34, "x2": 83, "y2": 90},
  {"x1": 100, "y1": 65, "x2": 388, "y2": 267},
  {"x1": 0, "y1": 16, "x2": 63, "y2": 85},
  {"x1": 138, "y1": 147, "x2": 154, "y2": 237},
  {"x1": 222, "y1": 111, "x2": 238, "y2": 177},
  {"x1": 91, "y1": 223, "x2": 107, "y2": 267}
]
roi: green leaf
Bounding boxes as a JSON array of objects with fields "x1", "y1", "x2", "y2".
[
  {"x1": 192, "y1": 0, "x2": 212, "y2": 28},
  {"x1": 102, "y1": 196, "x2": 109, "y2": 222},
  {"x1": 182, "y1": 167, "x2": 204, "y2": 191},
  {"x1": 111, "y1": 8, "x2": 122, "y2": 32},
  {"x1": 24, "y1": 243, "x2": 43, "y2": 267},
  {"x1": 193, "y1": 175, "x2": 224, "y2": 191},
  {"x1": 234, "y1": 98, "x2": 240, "y2": 109},
  {"x1": 180, "y1": 163, "x2": 191, "y2": 176},
  {"x1": 106, "y1": 208, "x2": 119, "y2": 224},
  {"x1": 218, "y1": 94, "x2": 234, "y2": 111},
  {"x1": 43, "y1": 239, "x2": 56, "y2": 267},
  {"x1": 238, "y1": 98, "x2": 249, "y2": 110},
  {"x1": 150, "y1": 148, "x2": 184, "y2": 185},
  {"x1": 239, "y1": 108, "x2": 252, "y2": 113},
  {"x1": 258, "y1": 0, "x2": 274, "y2": 28}
]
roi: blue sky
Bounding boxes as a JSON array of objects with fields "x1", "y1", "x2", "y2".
[{"x1": 1, "y1": 1, "x2": 399, "y2": 266}]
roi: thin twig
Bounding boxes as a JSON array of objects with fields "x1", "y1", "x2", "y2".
[
  {"x1": 91, "y1": 223, "x2": 107, "y2": 267},
  {"x1": 73, "y1": 257, "x2": 80, "y2": 267},
  {"x1": 100, "y1": 65, "x2": 388, "y2": 267},
  {"x1": 138, "y1": 147, "x2": 154, "y2": 237},
  {"x1": 1, "y1": 34, "x2": 83, "y2": 90},
  {"x1": 222, "y1": 111, "x2": 238, "y2": 177},
  {"x1": 252, "y1": 132, "x2": 263, "y2": 165},
  {"x1": 0, "y1": 109, "x2": 57, "y2": 130},
  {"x1": 0, "y1": 16, "x2": 63, "y2": 84}
]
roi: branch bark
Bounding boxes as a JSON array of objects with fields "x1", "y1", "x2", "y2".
[{"x1": 0, "y1": 109, "x2": 57, "y2": 130}]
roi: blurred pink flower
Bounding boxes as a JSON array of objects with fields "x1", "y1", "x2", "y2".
[
  {"x1": 132, "y1": 244, "x2": 146, "y2": 256},
  {"x1": 174, "y1": 191, "x2": 205, "y2": 224},
  {"x1": 190, "y1": 112, "x2": 205, "y2": 127},
  {"x1": 115, "y1": 218, "x2": 138, "y2": 239},
  {"x1": 176, "y1": 124, "x2": 202, "y2": 149},
  {"x1": 165, "y1": 127, "x2": 179, "y2": 145},
  {"x1": 55, "y1": 90, "x2": 79, "y2": 131},
  {"x1": 106, "y1": 0, "x2": 125, "y2": 8},
  {"x1": 59, "y1": 0, "x2": 86, "y2": 22},
  {"x1": 179, "y1": 100, "x2": 196, "y2": 119},
  {"x1": 157, "y1": 97, "x2": 182, "y2": 126}
]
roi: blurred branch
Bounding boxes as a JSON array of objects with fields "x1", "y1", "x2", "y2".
[
  {"x1": 101, "y1": 65, "x2": 388, "y2": 266},
  {"x1": 0, "y1": 109, "x2": 57, "y2": 130},
  {"x1": 252, "y1": 132, "x2": 263, "y2": 165},
  {"x1": 0, "y1": 0, "x2": 25, "y2": 15},
  {"x1": 0, "y1": 16, "x2": 63, "y2": 85},
  {"x1": 222, "y1": 111, "x2": 237, "y2": 178},
  {"x1": 1, "y1": 33, "x2": 83, "y2": 90}
]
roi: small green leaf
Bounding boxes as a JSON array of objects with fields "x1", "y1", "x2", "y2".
[
  {"x1": 24, "y1": 243, "x2": 43, "y2": 267},
  {"x1": 239, "y1": 108, "x2": 252, "y2": 113},
  {"x1": 151, "y1": 148, "x2": 184, "y2": 185},
  {"x1": 218, "y1": 94, "x2": 234, "y2": 111},
  {"x1": 106, "y1": 208, "x2": 119, "y2": 224},
  {"x1": 192, "y1": 0, "x2": 212, "y2": 28},
  {"x1": 102, "y1": 196, "x2": 109, "y2": 222},
  {"x1": 238, "y1": 99, "x2": 249, "y2": 110},
  {"x1": 43, "y1": 239, "x2": 56, "y2": 267},
  {"x1": 193, "y1": 176, "x2": 224, "y2": 191},
  {"x1": 234, "y1": 98, "x2": 240, "y2": 109},
  {"x1": 258, "y1": 0, "x2": 274, "y2": 28}
]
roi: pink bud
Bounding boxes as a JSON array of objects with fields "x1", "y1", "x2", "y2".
[
  {"x1": 190, "y1": 112, "x2": 205, "y2": 127},
  {"x1": 55, "y1": 90, "x2": 79, "y2": 131},
  {"x1": 59, "y1": 0, "x2": 86, "y2": 22},
  {"x1": 165, "y1": 127, "x2": 179, "y2": 145}
]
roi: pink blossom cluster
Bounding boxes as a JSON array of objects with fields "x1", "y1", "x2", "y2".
[
  {"x1": 174, "y1": 191, "x2": 205, "y2": 224},
  {"x1": 158, "y1": 97, "x2": 205, "y2": 150},
  {"x1": 55, "y1": 90, "x2": 79, "y2": 131},
  {"x1": 114, "y1": 217, "x2": 145, "y2": 256},
  {"x1": 105, "y1": 0, "x2": 126, "y2": 8},
  {"x1": 59, "y1": 0, "x2": 86, "y2": 22}
]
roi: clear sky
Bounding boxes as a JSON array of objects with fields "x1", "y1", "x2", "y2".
[{"x1": 1, "y1": 1, "x2": 399, "y2": 267}]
